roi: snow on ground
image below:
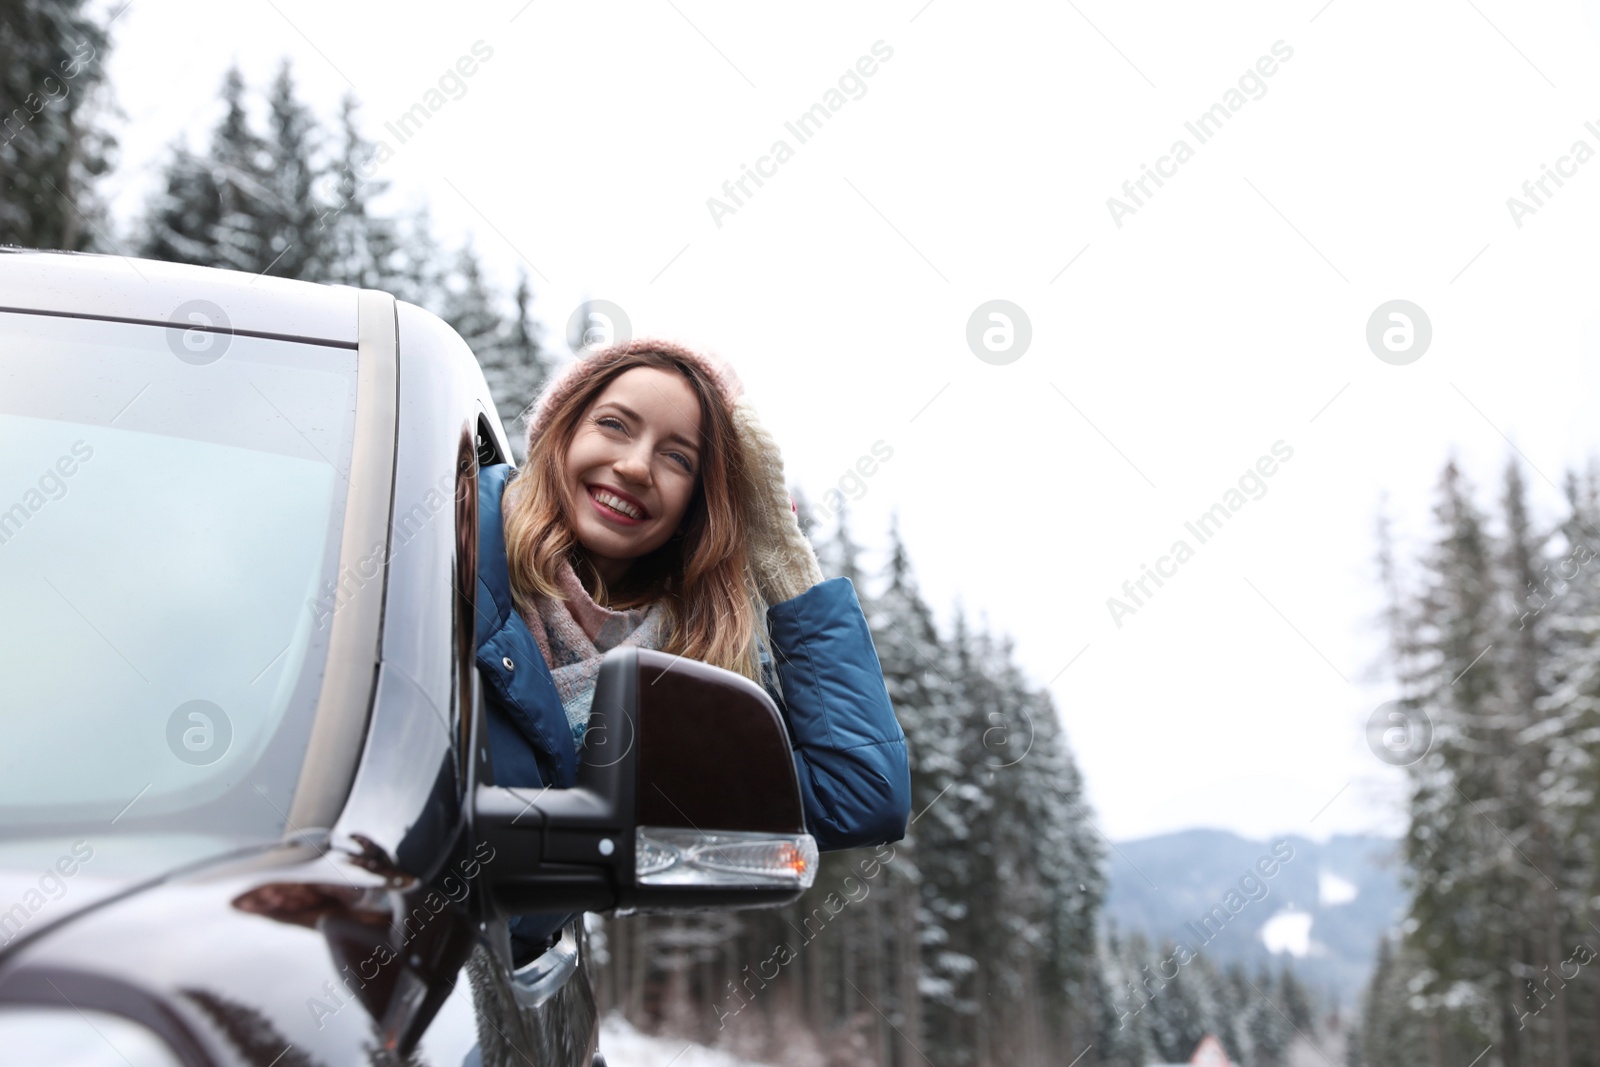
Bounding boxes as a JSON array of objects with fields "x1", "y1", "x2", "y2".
[
  {"x1": 1317, "y1": 869, "x2": 1359, "y2": 906},
  {"x1": 1260, "y1": 907, "x2": 1314, "y2": 957},
  {"x1": 598, "y1": 1012, "x2": 777, "y2": 1067},
  {"x1": 1289, "y1": 1029, "x2": 1348, "y2": 1067}
]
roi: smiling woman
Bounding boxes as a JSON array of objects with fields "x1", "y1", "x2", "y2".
[
  {"x1": 499, "y1": 340, "x2": 757, "y2": 729},
  {"x1": 484, "y1": 337, "x2": 911, "y2": 808},
  {"x1": 473, "y1": 337, "x2": 910, "y2": 963}
]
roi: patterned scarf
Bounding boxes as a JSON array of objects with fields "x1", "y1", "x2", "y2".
[{"x1": 520, "y1": 556, "x2": 671, "y2": 748}]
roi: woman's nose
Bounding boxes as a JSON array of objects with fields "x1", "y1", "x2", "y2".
[{"x1": 614, "y1": 444, "x2": 652, "y2": 484}]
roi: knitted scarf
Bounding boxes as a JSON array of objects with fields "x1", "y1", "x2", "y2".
[{"x1": 520, "y1": 556, "x2": 671, "y2": 747}]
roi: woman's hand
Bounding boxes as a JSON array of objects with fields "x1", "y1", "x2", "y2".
[{"x1": 730, "y1": 395, "x2": 824, "y2": 606}]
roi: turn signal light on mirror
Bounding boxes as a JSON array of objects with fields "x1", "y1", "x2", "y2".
[{"x1": 635, "y1": 828, "x2": 818, "y2": 889}]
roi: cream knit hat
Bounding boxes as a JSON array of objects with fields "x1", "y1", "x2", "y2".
[{"x1": 523, "y1": 338, "x2": 745, "y2": 454}]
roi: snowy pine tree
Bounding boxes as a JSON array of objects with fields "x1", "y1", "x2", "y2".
[
  {"x1": 1240, "y1": 968, "x2": 1290, "y2": 1067},
  {"x1": 258, "y1": 61, "x2": 329, "y2": 280},
  {"x1": 319, "y1": 95, "x2": 404, "y2": 290},
  {"x1": 132, "y1": 64, "x2": 554, "y2": 457},
  {"x1": 385, "y1": 204, "x2": 449, "y2": 309},
  {"x1": 137, "y1": 136, "x2": 220, "y2": 266},
  {"x1": 476, "y1": 269, "x2": 549, "y2": 461},
  {"x1": 0, "y1": 0, "x2": 116, "y2": 251},
  {"x1": 141, "y1": 66, "x2": 276, "y2": 272},
  {"x1": 1362, "y1": 455, "x2": 1600, "y2": 1066}
]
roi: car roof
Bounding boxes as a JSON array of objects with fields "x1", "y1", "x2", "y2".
[{"x1": 0, "y1": 248, "x2": 359, "y2": 346}]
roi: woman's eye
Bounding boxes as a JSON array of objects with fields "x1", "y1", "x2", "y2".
[
  {"x1": 597, "y1": 416, "x2": 625, "y2": 432},
  {"x1": 669, "y1": 452, "x2": 694, "y2": 472}
]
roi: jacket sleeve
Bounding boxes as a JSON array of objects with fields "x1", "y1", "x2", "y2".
[{"x1": 763, "y1": 576, "x2": 911, "y2": 851}]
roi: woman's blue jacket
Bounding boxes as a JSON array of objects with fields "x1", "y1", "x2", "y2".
[{"x1": 472, "y1": 463, "x2": 911, "y2": 853}]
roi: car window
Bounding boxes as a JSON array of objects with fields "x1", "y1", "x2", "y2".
[{"x1": 0, "y1": 311, "x2": 358, "y2": 843}]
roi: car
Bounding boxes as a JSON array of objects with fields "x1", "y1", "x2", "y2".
[{"x1": 0, "y1": 249, "x2": 820, "y2": 1066}]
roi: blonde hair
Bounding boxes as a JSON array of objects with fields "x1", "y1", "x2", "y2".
[{"x1": 501, "y1": 346, "x2": 769, "y2": 687}]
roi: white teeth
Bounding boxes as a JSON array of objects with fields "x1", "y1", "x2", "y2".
[{"x1": 593, "y1": 489, "x2": 643, "y2": 519}]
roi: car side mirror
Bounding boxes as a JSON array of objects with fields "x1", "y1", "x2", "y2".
[{"x1": 471, "y1": 647, "x2": 818, "y2": 916}]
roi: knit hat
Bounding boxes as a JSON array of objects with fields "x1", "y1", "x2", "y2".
[{"x1": 523, "y1": 337, "x2": 745, "y2": 456}]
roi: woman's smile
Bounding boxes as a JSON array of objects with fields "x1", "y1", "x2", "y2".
[{"x1": 586, "y1": 484, "x2": 649, "y2": 524}]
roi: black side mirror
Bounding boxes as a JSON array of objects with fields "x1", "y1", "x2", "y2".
[{"x1": 472, "y1": 647, "x2": 817, "y2": 916}]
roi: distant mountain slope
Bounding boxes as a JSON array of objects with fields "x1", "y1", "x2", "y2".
[{"x1": 1102, "y1": 829, "x2": 1407, "y2": 1009}]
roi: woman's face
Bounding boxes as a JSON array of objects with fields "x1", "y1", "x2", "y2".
[{"x1": 562, "y1": 365, "x2": 704, "y2": 589}]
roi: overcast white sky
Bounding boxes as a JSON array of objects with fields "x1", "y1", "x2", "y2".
[{"x1": 93, "y1": 0, "x2": 1600, "y2": 844}]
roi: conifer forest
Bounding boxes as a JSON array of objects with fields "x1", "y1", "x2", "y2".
[{"x1": 6, "y1": 3, "x2": 1599, "y2": 1065}]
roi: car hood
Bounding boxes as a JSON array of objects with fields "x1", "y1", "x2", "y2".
[
  {"x1": 0, "y1": 833, "x2": 276, "y2": 956},
  {"x1": 0, "y1": 835, "x2": 497, "y2": 1065}
]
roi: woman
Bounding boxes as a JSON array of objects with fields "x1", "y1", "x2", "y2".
[{"x1": 473, "y1": 339, "x2": 910, "y2": 954}]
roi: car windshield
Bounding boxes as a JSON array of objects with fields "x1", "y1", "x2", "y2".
[{"x1": 0, "y1": 310, "x2": 359, "y2": 847}]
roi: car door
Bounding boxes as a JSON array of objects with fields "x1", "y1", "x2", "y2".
[
  {"x1": 460, "y1": 419, "x2": 601, "y2": 1067},
  {"x1": 391, "y1": 295, "x2": 599, "y2": 1065},
  {"x1": 332, "y1": 295, "x2": 577, "y2": 1067}
]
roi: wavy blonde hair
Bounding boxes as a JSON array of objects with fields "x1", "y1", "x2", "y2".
[{"x1": 500, "y1": 346, "x2": 768, "y2": 687}]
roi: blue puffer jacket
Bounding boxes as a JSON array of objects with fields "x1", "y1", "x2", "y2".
[{"x1": 473, "y1": 463, "x2": 911, "y2": 852}]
